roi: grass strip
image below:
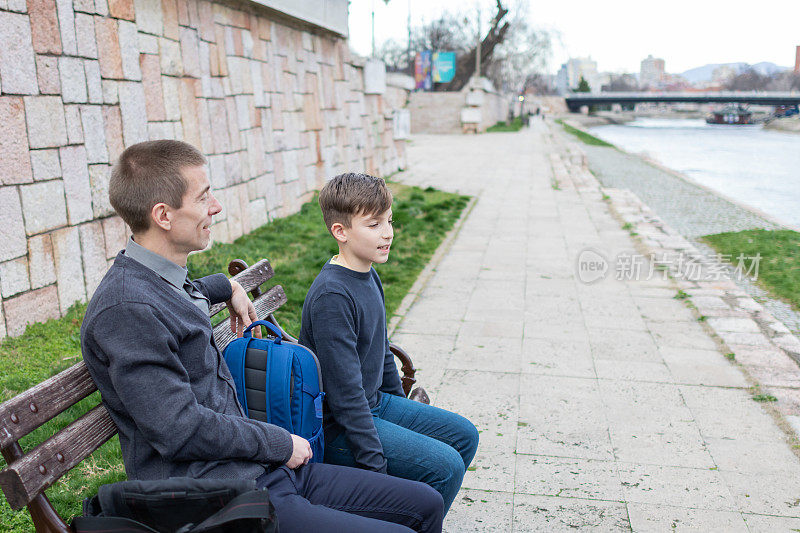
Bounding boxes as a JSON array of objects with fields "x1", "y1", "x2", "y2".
[
  {"x1": 556, "y1": 119, "x2": 615, "y2": 147},
  {"x1": 702, "y1": 229, "x2": 800, "y2": 310},
  {"x1": 486, "y1": 116, "x2": 523, "y2": 133},
  {"x1": 0, "y1": 181, "x2": 469, "y2": 532}
]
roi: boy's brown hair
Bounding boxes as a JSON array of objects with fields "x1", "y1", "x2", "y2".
[
  {"x1": 109, "y1": 140, "x2": 206, "y2": 234},
  {"x1": 318, "y1": 173, "x2": 393, "y2": 231}
]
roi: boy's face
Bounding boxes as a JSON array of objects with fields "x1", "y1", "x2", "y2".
[
  {"x1": 338, "y1": 208, "x2": 393, "y2": 271},
  {"x1": 166, "y1": 165, "x2": 222, "y2": 255}
]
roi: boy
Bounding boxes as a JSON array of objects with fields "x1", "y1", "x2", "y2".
[
  {"x1": 299, "y1": 173, "x2": 479, "y2": 513},
  {"x1": 81, "y1": 141, "x2": 443, "y2": 533}
]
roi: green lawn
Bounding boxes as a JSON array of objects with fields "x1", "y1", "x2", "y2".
[
  {"x1": 0, "y1": 181, "x2": 470, "y2": 532},
  {"x1": 486, "y1": 116, "x2": 524, "y2": 133},
  {"x1": 556, "y1": 119, "x2": 615, "y2": 147},
  {"x1": 702, "y1": 229, "x2": 800, "y2": 310}
]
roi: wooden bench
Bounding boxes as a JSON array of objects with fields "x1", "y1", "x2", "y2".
[{"x1": 0, "y1": 258, "x2": 426, "y2": 532}]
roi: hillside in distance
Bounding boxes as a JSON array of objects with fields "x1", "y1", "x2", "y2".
[{"x1": 680, "y1": 62, "x2": 790, "y2": 84}]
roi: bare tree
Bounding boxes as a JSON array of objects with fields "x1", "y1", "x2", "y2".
[
  {"x1": 725, "y1": 68, "x2": 770, "y2": 91},
  {"x1": 522, "y1": 73, "x2": 556, "y2": 95},
  {"x1": 602, "y1": 74, "x2": 639, "y2": 92},
  {"x1": 765, "y1": 70, "x2": 800, "y2": 92},
  {"x1": 377, "y1": 38, "x2": 412, "y2": 73},
  {"x1": 482, "y1": 6, "x2": 552, "y2": 92},
  {"x1": 375, "y1": 0, "x2": 552, "y2": 93}
]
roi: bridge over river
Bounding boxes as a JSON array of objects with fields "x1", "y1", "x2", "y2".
[{"x1": 564, "y1": 92, "x2": 800, "y2": 112}]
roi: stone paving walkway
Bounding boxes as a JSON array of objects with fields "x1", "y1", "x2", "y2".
[{"x1": 391, "y1": 120, "x2": 800, "y2": 531}]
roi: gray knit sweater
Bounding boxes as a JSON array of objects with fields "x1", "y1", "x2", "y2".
[{"x1": 81, "y1": 251, "x2": 293, "y2": 481}]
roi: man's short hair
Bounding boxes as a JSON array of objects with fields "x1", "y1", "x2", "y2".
[
  {"x1": 109, "y1": 140, "x2": 206, "y2": 233},
  {"x1": 318, "y1": 173, "x2": 393, "y2": 231}
]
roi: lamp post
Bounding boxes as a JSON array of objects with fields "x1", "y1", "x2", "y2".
[{"x1": 371, "y1": 0, "x2": 392, "y2": 58}]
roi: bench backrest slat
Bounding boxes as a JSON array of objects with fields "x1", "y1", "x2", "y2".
[
  {"x1": 212, "y1": 285, "x2": 288, "y2": 351},
  {"x1": 0, "y1": 362, "x2": 97, "y2": 449},
  {"x1": 0, "y1": 404, "x2": 116, "y2": 510},
  {"x1": 208, "y1": 258, "x2": 275, "y2": 317}
]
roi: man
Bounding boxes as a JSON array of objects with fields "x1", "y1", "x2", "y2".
[{"x1": 80, "y1": 140, "x2": 443, "y2": 533}]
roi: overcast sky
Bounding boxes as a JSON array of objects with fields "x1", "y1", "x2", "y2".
[{"x1": 348, "y1": 0, "x2": 799, "y2": 74}]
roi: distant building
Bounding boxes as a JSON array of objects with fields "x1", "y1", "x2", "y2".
[
  {"x1": 640, "y1": 55, "x2": 665, "y2": 88},
  {"x1": 556, "y1": 57, "x2": 600, "y2": 94}
]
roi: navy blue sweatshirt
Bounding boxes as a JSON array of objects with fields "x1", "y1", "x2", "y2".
[{"x1": 299, "y1": 261, "x2": 405, "y2": 473}]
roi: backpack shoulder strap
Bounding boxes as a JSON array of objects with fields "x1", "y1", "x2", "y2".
[
  {"x1": 266, "y1": 342, "x2": 293, "y2": 429},
  {"x1": 222, "y1": 336, "x2": 253, "y2": 417},
  {"x1": 191, "y1": 489, "x2": 277, "y2": 532}
]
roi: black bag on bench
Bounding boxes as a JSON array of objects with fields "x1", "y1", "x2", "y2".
[{"x1": 71, "y1": 477, "x2": 277, "y2": 533}]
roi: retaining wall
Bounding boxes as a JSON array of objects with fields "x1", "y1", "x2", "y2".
[{"x1": 0, "y1": 0, "x2": 409, "y2": 337}]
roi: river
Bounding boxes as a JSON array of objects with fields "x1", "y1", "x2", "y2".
[{"x1": 587, "y1": 118, "x2": 800, "y2": 228}]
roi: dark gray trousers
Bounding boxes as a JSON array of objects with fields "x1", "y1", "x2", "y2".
[{"x1": 257, "y1": 463, "x2": 443, "y2": 533}]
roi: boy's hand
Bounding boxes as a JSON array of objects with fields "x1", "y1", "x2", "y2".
[
  {"x1": 227, "y1": 280, "x2": 261, "y2": 338},
  {"x1": 285, "y1": 434, "x2": 312, "y2": 468}
]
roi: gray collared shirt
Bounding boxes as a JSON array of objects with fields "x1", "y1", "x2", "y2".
[{"x1": 123, "y1": 237, "x2": 211, "y2": 314}]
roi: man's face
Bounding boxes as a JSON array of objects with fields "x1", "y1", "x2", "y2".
[
  {"x1": 168, "y1": 165, "x2": 222, "y2": 254},
  {"x1": 341, "y1": 208, "x2": 393, "y2": 271}
]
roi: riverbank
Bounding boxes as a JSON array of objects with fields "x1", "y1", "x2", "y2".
[
  {"x1": 558, "y1": 119, "x2": 800, "y2": 337},
  {"x1": 565, "y1": 110, "x2": 799, "y2": 132},
  {"x1": 765, "y1": 116, "x2": 800, "y2": 133}
]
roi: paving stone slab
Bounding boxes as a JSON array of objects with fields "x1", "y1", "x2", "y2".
[
  {"x1": 618, "y1": 463, "x2": 736, "y2": 511},
  {"x1": 742, "y1": 513, "x2": 800, "y2": 532},
  {"x1": 515, "y1": 455, "x2": 624, "y2": 501},
  {"x1": 588, "y1": 328, "x2": 662, "y2": 362},
  {"x1": 691, "y1": 406, "x2": 786, "y2": 443},
  {"x1": 459, "y1": 319, "x2": 524, "y2": 339},
  {"x1": 516, "y1": 423, "x2": 615, "y2": 461},
  {"x1": 720, "y1": 471, "x2": 800, "y2": 516},
  {"x1": 512, "y1": 494, "x2": 630, "y2": 532},
  {"x1": 647, "y1": 322, "x2": 720, "y2": 351},
  {"x1": 626, "y1": 503, "x2": 748, "y2": 532},
  {"x1": 449, "y1": 336, "x2": 521, "y2": 372},
  {"x1": 443, "y1": 489, "x2": 513, "y2": 533},
  {"x1": 609, "y1": 425, "x2": 715, "y2": 469},
  {"x1": 678, "y1": 384, "x2": 754, "y2": 410},
  {"x1": 523, "y1": 322, "x2": 589, "y2": 342},
  {"x1": 594, "y1": 359, "x2": 672, "y2": 383},
  {"x1": 705, "y1": 437, "x2": 800, "y2": 475}
]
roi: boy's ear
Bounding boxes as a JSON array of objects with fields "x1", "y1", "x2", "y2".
[
  {"x1": 150, "y1": 202, "x2": 172, "y2": 231},
  {"x1": 330, "y1": 222, "x2": 347, "y2": 244}
]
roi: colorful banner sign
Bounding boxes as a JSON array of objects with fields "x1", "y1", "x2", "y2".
[
  {"x1": 415, "y1": 50, "x2": 432, "y2": 90},
  {"x1": 432, "y1": 52, "x2": 456, "y2": 83}
]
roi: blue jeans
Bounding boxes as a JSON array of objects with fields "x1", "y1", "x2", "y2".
[{"x1": 324, "y1": 393, "x2": 479, "y2": 513}]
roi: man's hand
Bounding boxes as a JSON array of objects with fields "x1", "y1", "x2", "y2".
[
  {"x1": 285, "y1": 434, "x2": 312, "y2": 469},
  {"x1": 227, "y1": 280, "x2": 260, "y2": 338}
]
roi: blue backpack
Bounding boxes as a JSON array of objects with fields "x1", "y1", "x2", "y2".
[{"x1": 222, "y1": 320, "x2": 325, "y2": 463}]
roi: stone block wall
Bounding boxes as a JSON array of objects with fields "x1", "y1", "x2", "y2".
[
  {"x1": 408, "y1": 91, "x2": 464, "y2": 134},
  {"x1": 408, "y1": 80, "x2": 510, "y2": 134},
  {"x1": 0, "y1": 0, "x2": 409, "y2": 338}
]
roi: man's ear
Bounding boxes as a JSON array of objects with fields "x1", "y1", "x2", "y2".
[
  {"x1": 150, "y1": 202, "x2": 172, "y2": 231},
  {"x1": 330, "y1": 222, "x2": 347, "y2": 244}
]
